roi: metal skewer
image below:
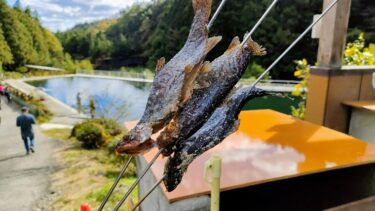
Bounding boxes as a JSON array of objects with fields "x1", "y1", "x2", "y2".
[
  {"x1": 241, "y1": 0, "x2": 279, "y2": 47},
  {"x1": 251, "y1": 0, "x2": 342, "y2": 87},
  {"x1": 98, "y1": 156, "x2": 133, "y2": 211},
  {"x1": 112, "y1": 1, "x2": 284, "y2": 209},
  {"x1": 131, "y1": 177, "x2": 164, "y2": 211},
  {"x1": 100, "y1": 1, "x2": 229, "y2": 210},
  {"x1": 207, "y1": 0, "x2": 228, "y2": 30},
  {"x1": 124, "y1": 0, "x2": 343, "y2": 209},
  {"x1": 114, "y1": 149, "x2": 163, "y2": 211}
]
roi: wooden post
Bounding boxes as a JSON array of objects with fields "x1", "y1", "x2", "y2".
[
  {"x1": 305, "y1": 0, "x2": 354, "y2": 131},
  {"x1": 317, "y1": 0, "x2": 352, "y2": 67}
]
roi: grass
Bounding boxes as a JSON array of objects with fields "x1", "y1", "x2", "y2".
[{"x1": 43, "y1": 129, "x2": 138, "y2": 211}]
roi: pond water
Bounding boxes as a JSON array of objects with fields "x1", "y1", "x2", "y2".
[
  {"x1": 27, "y1": 76, "x2": 300, "y2": 122},
  {"x1": 28, "y1": 76, "x2": 151, "y2": 122}
]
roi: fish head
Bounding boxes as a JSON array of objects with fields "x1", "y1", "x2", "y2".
[
  {"x1": 116, "y1": 135, "x2": 156, "y2": 155},
  {"x1": 163, "y1": 154, "x2": 186, "y2": 192}
]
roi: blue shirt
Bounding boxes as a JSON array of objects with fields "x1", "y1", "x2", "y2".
[{"x1": 16, "y1": 114, "x2": 36, "y2": 136}]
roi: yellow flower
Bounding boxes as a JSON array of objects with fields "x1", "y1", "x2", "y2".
[
  {"x1": 292, "y1": 84, "x2": 301, "y2": 96},
  {"x1": 359, "y1": 32, "x2": 364, "y2": 40},
  {"x1": 294, "y1": 70, "x2": 302, "y2": 77},
  {"x1": 345, "y1": 47, "x2": 356, "y2": 57},
  {"x1": 302, "y1": 59, "x2": 308, "y2": 66}
]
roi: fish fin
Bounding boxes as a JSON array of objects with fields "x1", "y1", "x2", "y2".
[
  {"x1": 180, "y1": 64, "x2": 201, "y2": 104},
  {"x1": 157, "y1": 119, "x2": 177, "y2": 146},
  {"x1": 204, "y1": 36, "x2": 222, "y2": 55},
  {"x1": 199, "y1": 61, "x2": 211, "y2": 74},
  {"x1": 244, "y1": 36, "x2": 267, "y2": 56},
  {"x1": 183, "y1": 64, "x2": 194, "y2": 74},
  {"x1": 155, "y1": 57, "x2": 165, "y2": 73},
  {"x1": 193, "y1": 0, "x2": 212, "y2": 18},
  {"x1": 225, "y1": 36, "x2": 241, "y2": 53}
]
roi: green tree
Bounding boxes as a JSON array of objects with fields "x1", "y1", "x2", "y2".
[
  {"x1": 0, "y1": 24, "x2": 13, "y2": 66},
  {"x1": 0, "y1": 0, "x2": 36, "y2": 67},
  {"x1": 57, "y1": 0, "x2": 375, "y2": 79},
  {"x1": 14, "y1": 7, "x2": 51, "y2": 64}
]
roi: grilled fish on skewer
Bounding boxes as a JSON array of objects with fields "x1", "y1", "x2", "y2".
[
  {"x1": 157, "y1": 35, "x2": 266, "y2": 156},
  {"x1": 116, "y1": 0, "x2": 222, "y2": 155},
  {"x1": 163, "y1": 87, "x2": 267, "y2": 192}
]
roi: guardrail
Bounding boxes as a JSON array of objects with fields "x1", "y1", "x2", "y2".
[
  {"x1": 77, "y1": 69, "x2": 300, "y2": 87},
  {"x1": 77, "y1": 69, "x2": 154, "y2": 80}
]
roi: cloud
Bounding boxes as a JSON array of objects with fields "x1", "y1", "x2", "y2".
[{"x1": 15, "y1": 0, "x2": 150, "y2": 32}]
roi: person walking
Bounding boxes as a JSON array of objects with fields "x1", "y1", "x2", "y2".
[
  {"x1": 4, "y1": 87, "x2": 11, "y2": 103},
  {"x1": 16, "y1": 107, "x2": 36, "y2": 155}
]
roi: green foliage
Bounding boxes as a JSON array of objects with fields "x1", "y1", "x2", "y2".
[
  {"x1": 0, "y1": 25, "x2": 13, "y2": 65},
  {"x1": 6, "y1": 85, "x2": 53, "y2": 123},
  {"x1": 57, "y1": 0, "x2": 374, "y2": 79},
  {"x1": 76, "y1": 59, "x2": 93, "y2": 72},
  {"x1": 74, "y1": 122, "x2": 109, "y2": 149},
  {"x1": 290, "y1": 59, "x2": 309, "y2": 119},
  {"x1": 242, "y1": 62, "x2": 266, "y2": 79},
  {"x1": 343, "y1": 33, "x2": 375, "y2": 65},
  {"x1": 92, "y1": 118, "x2": 124, "y2": 137},
  {"x1": 56, "y1": 20, "x2": 115, "y2": 61},
  {"x1": 71, "y1": 118, "x2": 124, "y2": 149},
  {"x1": 0, "y1": 0, "x2": 35, "y2": 67},
  {"x1": 0, "y1": 1, "x2": 69, "y2": 71}
]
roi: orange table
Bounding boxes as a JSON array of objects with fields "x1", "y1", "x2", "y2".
[{"x1": 126, "y1": 109, "x2": 375, "y2": 203}]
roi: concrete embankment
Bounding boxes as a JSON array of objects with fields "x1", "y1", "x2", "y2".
[{"x1": 5, "y1": 77, "x2": 83, "y2": 126}]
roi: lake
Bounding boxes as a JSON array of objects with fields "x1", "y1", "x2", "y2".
[{"x1": 27, "y1": 76, "x2": 300, "y2": 122}]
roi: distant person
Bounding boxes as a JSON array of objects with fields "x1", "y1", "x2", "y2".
[
  {"x1": 0, "y1": 84, "x2": 5, "y2": 95},
  {"x1": 76, "y1": 92, "x2": 82, "y2": 113},
  {"x1": 4, "y1": 87, "x2": 11, "y2": 102},
  {"x1": 89, "y1": 98, "x2": 96, "y2": 119},
  {"x1": 16, "y1": 107, "x2": 36, "y2": 155}
]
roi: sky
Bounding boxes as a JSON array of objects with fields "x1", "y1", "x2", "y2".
[{"x1": 6, "y1": 0, "x2": 150, "y2": 32}]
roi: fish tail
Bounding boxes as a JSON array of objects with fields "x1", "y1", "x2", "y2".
[
  {"x1": 192, "y1": 0, "x2": 212, "y2": 19},
  {"x1": 243, "y1": 34, "x2": 267, "y2": 56}
]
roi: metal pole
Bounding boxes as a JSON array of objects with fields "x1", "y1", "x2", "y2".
[
  {"x1": 251, "y1": 0, "x2": 342, "y2": 87},
  {"x1": 98, "y1": 156, "x2": 133, "y2": 211},
  {"x1": 241, "y1": 0, "x2": 279, "y2": 47},
  {"x1": 131, "y1": 177, "x2": 164, "y2": 211},
  {"x1": 114, "y1": 149, "x2": 163, "y2": 211},
  {"x1": 207, "y1": 0, "x2": 228, "y2": 30}
]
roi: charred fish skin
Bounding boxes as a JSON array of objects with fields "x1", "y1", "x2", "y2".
[
  {"x1": 157, "y1": 37, "x2": 266, "y2": 156},
  {"x1": 163, "y1": 87, "x2": 267, "y2": 192},
  {"x1": 116, "y1": 0, "x2": 222, "y2": 155}
]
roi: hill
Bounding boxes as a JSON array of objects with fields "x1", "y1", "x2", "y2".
[
  {"x1": 0, "y1": 0, "x2": 91, "y2": 73},
  {"x1": 57, "y1": 0, "x2": 375, "y2": 79}
]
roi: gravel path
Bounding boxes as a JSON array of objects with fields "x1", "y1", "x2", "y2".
[{"x1": 0, "y1": 97, "x2": 60, "y2": 211}]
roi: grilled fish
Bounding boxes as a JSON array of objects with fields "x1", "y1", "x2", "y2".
[
  {"x1": 157, "y1": 36, "x2": 266, "y2": 156},
  {"x1": 116, "y1": 0, "x2": 222, "y2": 155},
  {"x1": 163, "y1": 87, "x2": 267, "y2": 192}
]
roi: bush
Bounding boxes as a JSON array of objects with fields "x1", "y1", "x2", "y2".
[
  {"x1": 94, "y1": 118, "x2": 124, "y2": 136},
  {"x1": 242, "y1": 62, "x2": 266, "y2": 79},
  {"x1": 71, "y1": 118, "x2": 124, "y2": 149},
  {"x1": 75, "y1": 121, "x2": 110, "y2": 149}
]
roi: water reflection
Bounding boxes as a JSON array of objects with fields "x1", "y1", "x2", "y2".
[{"x1": 28, "y1": 76, "x2": 151, "y2": 122}]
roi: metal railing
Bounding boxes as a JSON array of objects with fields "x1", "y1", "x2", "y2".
[
  {"x1": 77, "y1": 69, "x2": 154, "y2": 80},
  {"x1": 77, "y1": 69, "x2": 299, "y2": 88}
]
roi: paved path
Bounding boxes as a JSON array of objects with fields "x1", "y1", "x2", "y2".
[{"x1": 0, "y1": 97, "x2": 60, "y2": 211}]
